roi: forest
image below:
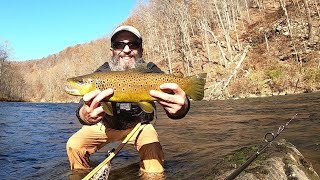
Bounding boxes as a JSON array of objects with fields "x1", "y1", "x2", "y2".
[{"x1": 0, "y1": 0, "x2": 319, "y2": 102}]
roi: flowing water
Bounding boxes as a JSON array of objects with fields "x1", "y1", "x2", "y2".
[{"x1": 0, "y1": 92, "x2": 319, "y2": 179}]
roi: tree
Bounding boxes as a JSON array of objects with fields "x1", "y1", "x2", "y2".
[
  {"x1": 0, "y1": 42, "x2": 26, "y2": 101},
  {"x1": 0, "y1": 43, "x2": 9, "y2": 100}
]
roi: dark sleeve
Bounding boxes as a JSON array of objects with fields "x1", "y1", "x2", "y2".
[{"x1": 75, "y1": 98, "x2": 92, "y2": 125}]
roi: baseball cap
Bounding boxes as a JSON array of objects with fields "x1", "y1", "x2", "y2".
[{"x1": 111, "y1": 25, "x2": 142, "y2": 42}]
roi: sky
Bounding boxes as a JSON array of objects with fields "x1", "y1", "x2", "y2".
[{"x1": 0, "y1": 1, "x2": 138, "y2": 61}]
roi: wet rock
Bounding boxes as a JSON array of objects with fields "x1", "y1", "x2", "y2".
[{"x1": 206, "y1": 139, "x2": 319, "y2": 180}]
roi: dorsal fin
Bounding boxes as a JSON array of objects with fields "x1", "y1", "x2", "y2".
[
  {"x1": 138, "y1": 102, "x2": 154, "y2": 113},
  {"x1": 173, "y1": 71, "x2": 184, "y2": 78},
  {"x1": 130, "y1": 63, "x2": 153, "y2": 73},
  {"x1": 102, "y1": 102, "x2": 113, "y2": 116}
]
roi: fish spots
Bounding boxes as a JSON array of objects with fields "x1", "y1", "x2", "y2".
[
  {"x1": 69, "y1": 71, "x2": 194, "y2": 101},
  {"x1": 95, "y1": 78, "x2": 106, "y2": 90}
]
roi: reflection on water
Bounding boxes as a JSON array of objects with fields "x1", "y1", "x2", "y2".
[
  {"x1": 0, "y1": 103, "x2": 79, "y2": 179},
  {"x1": 0, "y1": 92, "x2": 319, "y2": 179}
]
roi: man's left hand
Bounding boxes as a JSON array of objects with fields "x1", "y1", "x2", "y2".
[{"x1": 150, "y1": 83, "x2": 189, "y2": 117}]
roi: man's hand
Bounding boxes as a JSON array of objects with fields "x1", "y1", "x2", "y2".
[
  {"x1": 79, "y1": 88, "x2": 114, "y2": 125},
  {"x1": 150, "y1": 83, "x2": 189, "y2": 118}
]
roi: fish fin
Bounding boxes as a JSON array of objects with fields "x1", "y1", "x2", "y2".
[
  {"x1": 173, "y1": 71, "x2": 184, "y2": 78},
  {"x1": 102, "y1": 102, "x2": 113, "y2": 116},
  {"x1": 185, "y1": 73, "x2": 207, "y2": 101},
  {"x1": 130, "y1": 63, "x2": 153, "y2": 73},
  {"x1": 138, "y1": 102, "x2": 154, "y2": 113}
]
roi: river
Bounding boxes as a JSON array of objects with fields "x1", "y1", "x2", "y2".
[{"x1": 0, "y1": 92, "x2": 319, "y2": 179}]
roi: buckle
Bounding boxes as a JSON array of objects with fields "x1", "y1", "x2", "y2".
[{"x1": 119, "y1": 103, "x2": 131, "y2": 111}]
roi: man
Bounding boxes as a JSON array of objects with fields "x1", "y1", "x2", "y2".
[{"x1": 66, "y1": 25, "x2": 190, "y2": 177}]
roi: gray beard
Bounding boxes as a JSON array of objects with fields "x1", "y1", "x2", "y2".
[{"x1": 109, "y1": 55, "x2": 145, "y2": 71}]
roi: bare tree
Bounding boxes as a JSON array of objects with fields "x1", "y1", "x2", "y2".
[
  {"x1": 0, "y1": 43, "x2": 9, "y2": 100},
  {"x1": 302, "y1": 0, "x2": 313, "y2": 41}
]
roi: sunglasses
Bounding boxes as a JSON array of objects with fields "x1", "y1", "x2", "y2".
[{"x1": 111, "y1": 41, "x2": 141, "y2": 50}]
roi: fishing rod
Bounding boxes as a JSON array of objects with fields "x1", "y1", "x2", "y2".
[
  {"x1": 83, "y1": 122, "x2": 146, "y2": 180},
  {"x1": 225, "y1": 114, "x2": 298, "y2": 180}
]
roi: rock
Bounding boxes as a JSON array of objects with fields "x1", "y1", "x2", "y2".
[{"x1": 206, "y1": 139, "x2": 319, "y2": 180}]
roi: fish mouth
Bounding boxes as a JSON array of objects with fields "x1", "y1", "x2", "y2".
[
  {"x1": 65, "y1": 79, "x2": 82, "y2": 95},
  {"x1": 65, "y1": 85, "x2": 81, "y2": 95},
  {"x1": 65, "y1": 79, "x2": 95, "y2": 96}
]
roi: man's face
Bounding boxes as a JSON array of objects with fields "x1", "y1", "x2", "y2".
[{"x1": 110, "y1": 31, "x2": 142, "y2": 70}]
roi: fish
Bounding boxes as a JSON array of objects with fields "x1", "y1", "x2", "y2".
[{"x1": 65, "y1": 70, "x2": 207, "y2": 115}]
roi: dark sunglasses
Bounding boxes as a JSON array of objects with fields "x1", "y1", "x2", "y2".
[{"x1": 111, "y1": 41, "x2": 141, "y2": 50}]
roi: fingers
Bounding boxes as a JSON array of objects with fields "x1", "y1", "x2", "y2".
[
  {"x1": 157, "y1": 101, "x2": 181, "y2": 114},
  {"x1": 79, "y1": 105, "x2": 104, "y2": 124},
  {"x1": 80, "y1": 89, "x2": 114, "y2": 124},
  {"x1": 150, "y1": 83, "x2": 187, "y2": 115},
  {"x1": 89, "y1": 89, "x2": 113, "y2": 111},
  {"x1": 150, "y1": 83, "x2": 186, "y2": 104},
  {"x1": 83, "y1": 90, "x2": 101, "y2": 105},
  {"x1": 88, "y1": 106, "x2": 105, "y2": 122},
  {"x1": 160, "y1": 83, "x2": 183, "y2": 95}
]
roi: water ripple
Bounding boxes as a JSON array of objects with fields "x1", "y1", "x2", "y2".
[{"x1": 0, "y1": 92, "x2": 319, "y2": 179}]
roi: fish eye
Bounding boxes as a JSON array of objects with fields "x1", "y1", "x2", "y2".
[{"x1": 76, "y1": 79, "x2": 85, "y2": 84}]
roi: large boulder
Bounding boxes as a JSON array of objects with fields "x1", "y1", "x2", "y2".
[{"x1": 207, "y1": 139, "x2": 319, "y2": 180}]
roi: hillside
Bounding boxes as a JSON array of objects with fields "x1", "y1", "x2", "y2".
[{"x1": 1, "y1": 0, "x2": 319, "y2": 102}]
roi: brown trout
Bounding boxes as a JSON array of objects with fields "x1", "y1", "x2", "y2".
[{"x1": 65, "y1": 71, "x2": 206, "y2": 115}]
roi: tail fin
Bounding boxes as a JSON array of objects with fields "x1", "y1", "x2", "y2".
[{"x1": 185, "y1": 73, "x2": 207, "y2": 101}]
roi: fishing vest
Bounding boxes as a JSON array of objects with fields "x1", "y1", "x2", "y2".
[{"x1": 96, "y1": 61, "x2": 163, "y2": 130}]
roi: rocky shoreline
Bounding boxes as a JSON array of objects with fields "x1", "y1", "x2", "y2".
[{"x1": 206, "y1": 139, "x2": 319, "y2": 180}]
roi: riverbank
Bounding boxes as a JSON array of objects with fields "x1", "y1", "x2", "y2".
[{"x1": 2, "y1": 0, "x2": 319, "y2": 103}]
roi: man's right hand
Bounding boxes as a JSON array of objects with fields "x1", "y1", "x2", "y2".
[{"x1": 79, "y1": 88, "x2": 114, "y2": 125}]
